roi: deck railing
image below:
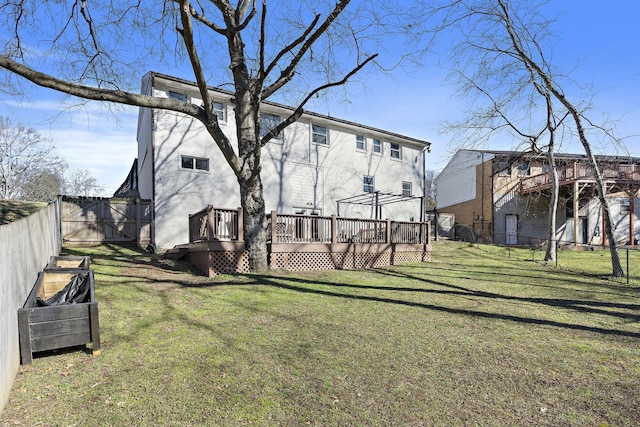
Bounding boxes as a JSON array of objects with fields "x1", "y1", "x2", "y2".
[
  {"x1": 188, "y1": 207, "x2": 430, "y2": 245},
  {"x1": 521, "y1": 162, "x2": 640, "y2": 192},
  {"x1": 188, "y1": 205, "x2": 242, "y2": 242}
]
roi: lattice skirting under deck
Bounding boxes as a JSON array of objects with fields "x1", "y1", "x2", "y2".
[{"x1": 269, "y1": 250, "x2": 430, "y2": 272}]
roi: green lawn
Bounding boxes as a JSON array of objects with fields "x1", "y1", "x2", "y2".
[{"x1": 2, "y1": 241, "x2": 639, "y2": 426}]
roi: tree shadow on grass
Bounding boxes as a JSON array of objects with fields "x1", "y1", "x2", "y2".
[{"x1": 241, "y1": 272, "x2": 640, "y2": 340}]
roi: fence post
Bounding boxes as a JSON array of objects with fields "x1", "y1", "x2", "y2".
[
  {"x1": 386, "y1": 218, "x2": 392, "y2": 243},
  {"x1": 627, "y1": 249, "x2": 630, "y2": 285}
]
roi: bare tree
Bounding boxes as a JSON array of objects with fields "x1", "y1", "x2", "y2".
[
  {"x1": 434, "y1": 0, "x2": 624, "y2": 275},
  {"x1": 0, "y1": 0, "x2": 429, "y2": 271},
  {"x1": 424, "y1": 169, "x2": 438, "y2": 210},
  {"x1": 64, "y1": 168, "x2": 105, "y2": 197},
  {"x1": 0, "y1": 116, "x2": 67, "y2": 200}
]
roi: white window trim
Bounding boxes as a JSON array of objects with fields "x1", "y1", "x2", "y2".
[
  {"x1": 312, "y1": 124, "x2": 329, "y2": 146},
  {"x1": 180, "y1": 155, "x2": 210, "y2": 173},
  {"x1": 372, "y1": 139, "x2": 382, "y2": 155},
  {"x1": 390, "y1": 142, "x2": 402, "y2": 160},
  {"x1": 364, "y1": 176, "x2": 375, "y2": 193},
  {"x1": 402, "y1": 181, "x2": 413, "y2": 197},
  {"x1": 260, "y1": 113, "x2": 284, "y2": 143},
  {"x1": 212, "y1": 101, "x2": 226, "y2": 123},
  {"x1": 356, "y1": 135, "x2": 367, "y2": 152}
]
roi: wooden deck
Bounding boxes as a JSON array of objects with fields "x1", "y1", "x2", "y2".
[
  {"x1": 520, "y1": 162, "x2": 640, "y2": 194},
  {"x1": 183, "y1": 207, "x2": 432, "y2": 276}
]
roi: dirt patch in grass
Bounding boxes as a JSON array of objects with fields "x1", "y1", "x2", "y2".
[{"x1": 1, "y1": 241, "x2": 639, "y2": 426}]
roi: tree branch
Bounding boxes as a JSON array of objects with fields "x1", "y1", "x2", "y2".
[
  {"x1": 262, "y1": 0, "x2": 351, "y2": 100},
  {"x1": 260, "y1": 54, "x2": 377, "y2": 146}
]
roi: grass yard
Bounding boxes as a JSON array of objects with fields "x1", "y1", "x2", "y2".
[{"x1": 1, "y1": 241, "x2": 639, "y2": 426}]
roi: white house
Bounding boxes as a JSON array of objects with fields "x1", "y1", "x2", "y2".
[{"x1": 128, "y1": 72, "x2": 431, "y2": 250}]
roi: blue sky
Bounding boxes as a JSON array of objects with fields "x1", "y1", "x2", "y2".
[{"x1": 1, "y1": 1, "x2": 638, "y2": 195}]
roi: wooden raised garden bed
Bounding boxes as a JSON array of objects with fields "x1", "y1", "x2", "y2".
[
  {"x1": 46, "y1": 255, "x2": 90, "y2": 270},
  {"x1": 18, "y1": 269, "x2": 101, "y2": 365}
]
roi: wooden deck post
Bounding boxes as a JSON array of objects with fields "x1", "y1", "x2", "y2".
[
  {"x1": 386, "y1": 218, "x2": 392, "y2": 243},
  {"x1": 237, "y1": 207, "x2": 244, "y2": 242},
  {"x1": 331, "y1": 215, "x2": 337, "y2": 244},
  {"x1": 271, "y1": 211, "x2": 277, "y2": 243}
]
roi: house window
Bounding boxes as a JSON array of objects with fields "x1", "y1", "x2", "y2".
[
  {"x1": 390, "y1": 143, "x2": 402, "y2": 159},
  {"x1": 402, "y1": 181, "x2": 412, "y2": 197},
  {"x1": 356, "y1": 135, "x2": 366, "y2": 151},
  {"x1": 363, "y1": 176, "x2": 375, "y2": 193},
  {"x1": 212, "y1": 101, "x2": 226, "y2": 122},
  {"x1": 517, "y1": 161, "x2": 530, "y2": 176},
  {"x1": 497, "y1": 161, "x2": 510, "y2": 176},
  {"x1": 312, "y1": 124, "x2": 328, "y2": 145},
  {"x1": 260, "y1": 113, "x2": 283, "y2": 142},
  {"x1": 181, "y1": 155, "x2": 209, "y2": 171},
  {"x1": 372, "y1": 139, "x2": 382, "y2": 154},
  {"x1": 168, "y1": 91, "x2": 187, "y2": 102}
]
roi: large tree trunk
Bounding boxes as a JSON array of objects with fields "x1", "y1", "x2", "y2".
[{"x1": 239, "y1": 172, "x2": 268, "y2": 272}]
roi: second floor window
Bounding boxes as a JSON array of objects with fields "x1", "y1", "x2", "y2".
[
  {"x1": 390, "y1": 143, "x2": 401, "y2": 159},
  {"x1": 168, "y1": 91, "x2": 187, "y2": 102},
  {"x1": 181, "y1": 155, "x2": 209, "y2": 171},
  {"x1": 517, "y1": 161, "x2": 530, "y2": 176},
  {"x1": 372, "y1": 139, "x2": 382, "y2": 154},
  {"x1": 497, "y1": 162, "x2": 510, "y2": 176},
  {"x1": 363, "y1": 176, "x2": 375, "y2": 193},
  {"x1": 356, "y1": 135, "x2": 366, "y2": 151},
  {"x1": 212, "y1": 101, "x2": 226, "y2": 122},
  {"x1": 260, "y1": 113, "x2": 283, "y2": 142},
  {"x1": 312, "y1": 124, "x2": 328, "y2": 145}
]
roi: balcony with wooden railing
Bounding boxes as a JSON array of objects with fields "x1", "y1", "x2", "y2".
[{"x1": 520, "y1": 162, "x2": 640, "y2": 194}]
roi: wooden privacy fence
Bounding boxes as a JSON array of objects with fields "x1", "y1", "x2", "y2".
[
  {"x1": 61, "y1": 196, "x2": 151, "y2": 246},
  {"x1": 185, "y1": 206, "x2": 431, "y2": 276}
]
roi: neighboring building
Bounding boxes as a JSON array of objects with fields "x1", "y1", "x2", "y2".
[
  {"x1": 435, "y1": 149, "x2": 640, "y2": 246},
  {"x1": 124, "y1": 72, "x2": 431, "y2": 250}
]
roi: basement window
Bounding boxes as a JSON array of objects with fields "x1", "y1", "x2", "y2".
[{"x1": 181, "y1": 155, "x2": 209, "y2": 172}]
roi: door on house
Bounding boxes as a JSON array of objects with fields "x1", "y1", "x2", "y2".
[
  {"x1": 505, "y1": 214, "x2": 518, "y2": 245},
  {"x1": 577, "y1": 216, "x2": 587, "y2": 244},
  {"x1": 566, "y1": 216, "x2": 588, "y2": 244}
]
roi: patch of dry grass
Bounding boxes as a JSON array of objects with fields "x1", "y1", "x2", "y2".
[
  {"x1": 0, "y1": 200, "x2": 47, "y2": 225},
  {"x1": 1, "y1": 241, "x2": 639, "y2": 426}
]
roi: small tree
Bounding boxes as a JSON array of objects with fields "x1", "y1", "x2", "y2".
[
  {"x1": 0, "y1": 116, "x2": 67, "y2": 200},
  {"x1": 64, "y1": 168, "x2": 105, "y2": 197}
]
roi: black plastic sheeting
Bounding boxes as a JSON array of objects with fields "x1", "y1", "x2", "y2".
[{"x1": 36, "y1": 272, "x2": 91, "y2": 307}]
